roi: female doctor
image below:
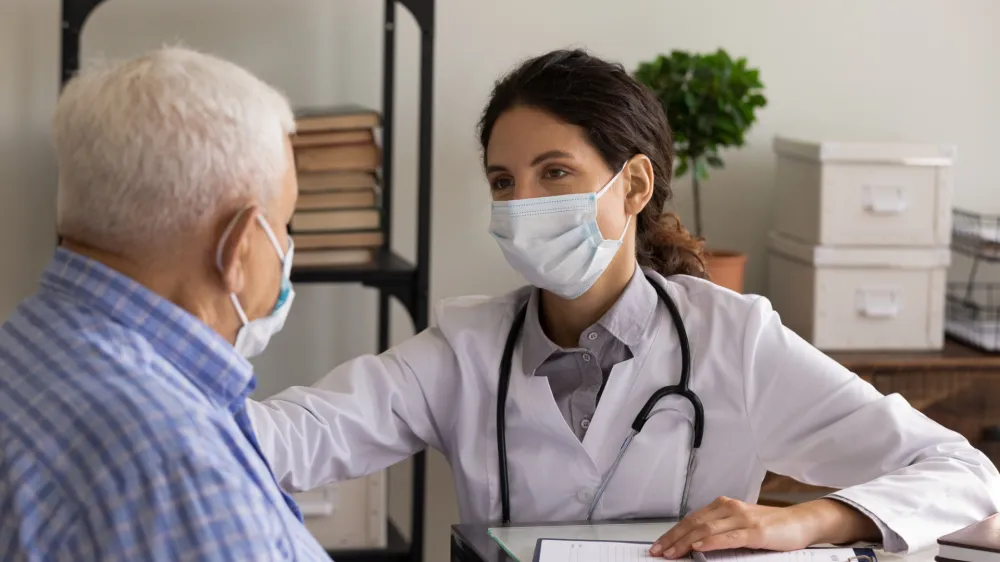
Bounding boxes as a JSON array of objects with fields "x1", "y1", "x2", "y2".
[{"x1": 248, "y1": 49, "x2": 1000, "y2": 557}]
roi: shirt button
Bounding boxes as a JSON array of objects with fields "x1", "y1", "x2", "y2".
[
  {"x1": 587, "y1": 332, "x2": 598, "y2": 341},
  {"x1": 582, "y1": 353, "x2": 592, "y2": 362},
  {"x1": 581, "y1": 418, "x2": 590, "y2": 429},
  {"x1": 577, "y1": 489, "x2": 595, "y2": 502}
]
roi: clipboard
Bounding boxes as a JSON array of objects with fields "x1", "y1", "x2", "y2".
[
  {"x1": 531, "y1": 539, "x2": 878, "y2": 562},
  {"x1": 532, "y1": 539, "x2": 651, "y2": 562}
]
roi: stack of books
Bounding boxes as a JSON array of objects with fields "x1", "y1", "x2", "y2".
[{"x1": 289, "y1": 105, "x2": 385, "y2": 268}]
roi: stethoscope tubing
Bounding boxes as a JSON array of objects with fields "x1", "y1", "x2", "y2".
[{"x1": 497, "y1": 275, "x2": 705, "y2": 524}]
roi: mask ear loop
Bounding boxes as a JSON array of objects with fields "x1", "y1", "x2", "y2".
[
  {"x1": 617, "y1": 215, "x2": 633, "y2": 242},
  {"x1": 256, "y1": 214, "x2": 288, "y2": 261},
  {"x1": 594, "y1": 162, "x2": 629, "y2": 199},
  {"x1": 255, "y1": 214, "x2": 295, "y2": 285},
  {"x1": 595, "y1": 161, "x2": 633, "y2": 242}
]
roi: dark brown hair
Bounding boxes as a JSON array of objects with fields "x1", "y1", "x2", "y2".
[{"x1": 478, "y1": 49, "x2": 707, "y2": 279}]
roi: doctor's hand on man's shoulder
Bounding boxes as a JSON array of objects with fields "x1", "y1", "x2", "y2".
[{"x1": 648, "y1": 496, "x2": 881, "y2": 559}]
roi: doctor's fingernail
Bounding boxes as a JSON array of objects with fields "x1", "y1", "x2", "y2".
[
  {"x1": 649, "y1": 544, "x2": 663, "y2": 555},
  {"x1": 693, "y1": 542, "x2": 703, "y2": 550},
  {"x1": 664, "y1": 547, "x2": 676, "y2": 558}
]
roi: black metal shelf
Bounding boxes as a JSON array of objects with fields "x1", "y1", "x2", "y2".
[
  {"x1": 292, "y1": 251, "x2": 424, "y2": 330},
  {"x1": 329, "y1": 519, "x2": 410, "y2": 562},
  {"x1": 292, "y1": 250, "x2": 416, "y2": 286},
  {"x1": 61, "y1": 1, "x2": 434, "y2": 561}
]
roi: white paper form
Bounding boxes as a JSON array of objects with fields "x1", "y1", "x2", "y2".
[
  {"x1": 535, "y1": 542, "x2": 867, "y2": 562},
  {"x1": 701, "y1": 549, "x2": 869, "y2": 562},
  {"x1": 535, "y1": 540, "x2": 662, "y2": 562}
]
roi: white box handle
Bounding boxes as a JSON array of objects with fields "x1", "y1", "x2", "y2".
[
  {"x1": 295, "y1": 486, "x2": 338, "y2": 518},
  {"x1": 862, "y1": 184, "x2": 910, "y2": 215},
  {"x1": 855, "y1": 288, "x2": 901, "y2": 319}
]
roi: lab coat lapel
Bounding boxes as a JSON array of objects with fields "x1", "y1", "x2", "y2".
[
  {"x1": 583, "y1": 307, "x2": 671, "y2": 470},
  {"x1": 500, "y1": 344, "x2": 601, "y2": 521},
  {"x1": 585, "y1": 312, "x2": 692, "y2": 519},
  {"x1": 521, "y1": 370, "x2": 584, "y2": 446},
  {"x1": 580, "y1": 358, "x2": 637, "y2": 460}
]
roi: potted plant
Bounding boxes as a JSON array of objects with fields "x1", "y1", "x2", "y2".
[{"x1": 634, "y1": 49, "x2": 767, "y2": 293}]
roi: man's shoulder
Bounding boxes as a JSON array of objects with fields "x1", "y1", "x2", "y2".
[
  {"x1": 0, "y1": 292, "x2": 202, "y2": 401},
  {"x1": 0, "y1": 298, "x2": 272, "y2": 559},
  {"x1": 0, "y1": 369, "x2": 274, "y2": 555},
  {"x1": 0, "y1": 291, "x2": 154, "y2": 381},
  {"x1": 0, "y1": 293, "x2": 228, "y2": 482},
  {"x1": 0, "y1": 398, "x2": 288, "y2": 561}
]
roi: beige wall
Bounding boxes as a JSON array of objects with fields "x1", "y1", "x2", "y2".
[{"x1": 3, "y1": 0, "x2": 1000, "y2": 560}]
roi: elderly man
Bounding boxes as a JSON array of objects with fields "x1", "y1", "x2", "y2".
[{"x1": 0, "y1": 47, "x2": 330, "y2": 560}]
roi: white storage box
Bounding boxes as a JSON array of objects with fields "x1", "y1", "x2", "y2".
[
  {"x1": 296, "y1": 471, "x2": 387, "y2": 550},
  {"x1": 766, "y1": 231, "x2": 950, "y2": 351},
  {"x1": 773, "y1": 137, "x2": 955, "y2": 247}
]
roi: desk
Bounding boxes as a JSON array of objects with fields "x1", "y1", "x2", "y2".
[{"x1": 450, "y1": 521, "x2": 937, "y2": 562}]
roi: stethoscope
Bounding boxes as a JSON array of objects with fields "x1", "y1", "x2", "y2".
[{"x1": 496, "y1": 274, "x2": 705, "y2": 525}]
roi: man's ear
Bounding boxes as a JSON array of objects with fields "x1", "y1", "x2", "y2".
[
  {"x1": 624, "y1": 154, "x2": 655, "y2": 216},
  {"x1": 216, "y1": 206, "x2": 258, "y2": 295}
]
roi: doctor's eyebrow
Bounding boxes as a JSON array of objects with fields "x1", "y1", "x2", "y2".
[
  {"x1": 529, "y1": 150, "x2": 574, "y2": 166},
  {"x1": 485, "y1": 150, "x2": 576, "y2": 174}
]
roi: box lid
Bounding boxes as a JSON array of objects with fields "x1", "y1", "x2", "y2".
[
  {"x1": 767, "y1": 231, "x2": 951, "y2": 268},
  {"x1": 773, "y1": 136, "x2": 956, "y2": 166}
]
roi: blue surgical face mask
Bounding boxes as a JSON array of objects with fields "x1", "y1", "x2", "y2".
[
  {"x1": 489, "y1": 165, "x2": 631, "y2": 300},
  {"x1": 216, "y1": 209, "x2": 296, "y2": 358}
]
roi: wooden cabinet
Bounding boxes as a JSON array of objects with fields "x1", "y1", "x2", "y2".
[{"x1": 759, "y1": 338, "x2": 1000, "y2": 505}]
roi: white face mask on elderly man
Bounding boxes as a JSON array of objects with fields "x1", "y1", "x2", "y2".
[{"x1": 215, "y1": 208, "x2": 296, "y2": 358}]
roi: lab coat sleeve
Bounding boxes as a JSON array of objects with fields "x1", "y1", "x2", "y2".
[
  {"x1": 246, "y1": 327, "x2": 458, "y2": 493},
  {"x1": 742, "y1": 297, "x2": 1000, "y2": 553}
]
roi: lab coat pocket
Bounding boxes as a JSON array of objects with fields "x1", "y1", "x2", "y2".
[{"x1": 606, "y1": 398, "x2": 695, "y2": 519}]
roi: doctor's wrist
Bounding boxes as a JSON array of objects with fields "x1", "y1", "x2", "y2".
[{"x1": 792, "y1": 499, "x2": 881, "y2": 547}]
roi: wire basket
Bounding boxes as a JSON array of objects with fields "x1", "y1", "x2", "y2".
[
  {"x1": 946, "y1": 282, "x2": 1000, "y2": 352},
  {"x1": 953, "y1": 209, "x2": 1000, "y2": 260}
]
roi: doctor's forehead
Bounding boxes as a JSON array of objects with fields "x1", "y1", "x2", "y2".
[{"x1": 484, "y1": 105, "x2": 598, "y2": 169}]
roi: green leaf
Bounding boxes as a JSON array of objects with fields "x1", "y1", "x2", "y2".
[
  {"x1": 675, "y1": 157, "x2": 690, "y2": 178},
  {"x1": 683, "y1": 90, "x2": 698, "y2": 112},
  {"x1": 694, "y1": 159, "x2": 709, "y2": 181},
  {"x1": 633, "y1": 49, "x2": 767, "y2": 178}
]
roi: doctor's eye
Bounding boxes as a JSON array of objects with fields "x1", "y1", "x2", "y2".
[
  {"x1": 490, "y1": 176, "x2": 514, "y2": 191},
  {"x1": 542, "y1": 167, "x2": 569, "y2": 180}
]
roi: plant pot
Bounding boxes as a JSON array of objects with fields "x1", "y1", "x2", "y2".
[{"x1": 705, "y1": 249, "x2": 747, "y2": 293}]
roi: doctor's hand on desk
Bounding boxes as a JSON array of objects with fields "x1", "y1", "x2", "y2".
[{"x1": 649, "y1": 497, "x2": 881, "y2": 559}]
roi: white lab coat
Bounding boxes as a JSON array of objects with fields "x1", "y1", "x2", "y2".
[{"x1": 248, "y1": 270, "x2": 1000, "y2": 553}]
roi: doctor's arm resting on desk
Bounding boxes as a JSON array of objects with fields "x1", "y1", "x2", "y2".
[
  {"x1": 650, "y1": 293, "x2": 1000, "y2": 557},
  {"x1": 247, "y1": 48, "x2": 1000, "y2": 558}
]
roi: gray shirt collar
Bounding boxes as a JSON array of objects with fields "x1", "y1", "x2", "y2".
[{"x1": 520, "y1": 263, "x2": 659, "y2": 376}]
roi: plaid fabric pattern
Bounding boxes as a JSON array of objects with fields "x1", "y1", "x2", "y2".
[{"x1": 0, "y1": 249, "x2": 330, "y2": 561}]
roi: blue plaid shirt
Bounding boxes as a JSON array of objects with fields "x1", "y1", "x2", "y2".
[{"x1": 0, "y1": 249, "x2": 331, "y2": 561}]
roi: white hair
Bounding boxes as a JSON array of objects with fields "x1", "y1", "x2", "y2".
[{"x1": 52, "y1": 46, "x2": 296, "y2": 258}]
